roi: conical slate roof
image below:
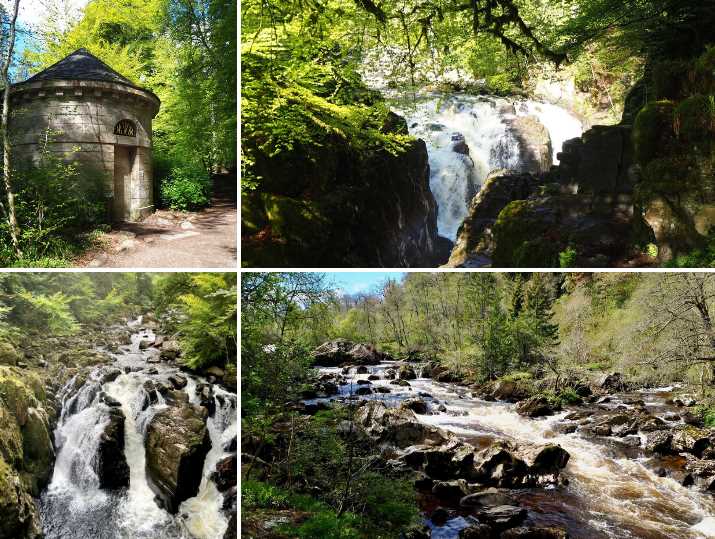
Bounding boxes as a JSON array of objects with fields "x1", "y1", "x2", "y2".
[{"x1": 23, "y1": 48, "x2": 137, "y2": 87}]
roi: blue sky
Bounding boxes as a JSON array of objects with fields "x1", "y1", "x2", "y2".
[
  {"x1": 10, "y1": 0, "x2": 89, "y2": 75},
  {"x1": 323, "y1": 272, "x2": 405, "y2": 295}
]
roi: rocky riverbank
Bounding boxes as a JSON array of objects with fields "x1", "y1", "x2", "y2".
[{"x1": 260, "y1": 339, "x2": 715, "y2": 538}]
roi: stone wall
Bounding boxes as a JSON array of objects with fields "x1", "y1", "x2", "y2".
[{"x1": 10, "y1": 79, "x2": 159, "y2": 221}]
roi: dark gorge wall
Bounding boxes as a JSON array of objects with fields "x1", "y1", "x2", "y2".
[{"x1": 242, "y1": 113, "x2": 443, "y2": 267}]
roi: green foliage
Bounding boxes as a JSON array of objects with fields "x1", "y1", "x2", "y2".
[
  {"x1": 0, "y1": 128, "x2": 108, "y2": 266},
  {"x1": 499, "y1": 371, "x2": 533, "y2": 382},
  {"x1": 486, "y1": 73, "x2": 515, "y2": 96},
  {"x1": 242, "y1": 480, "x2": 363, "y2": 539},
  {"x1": 702, "y1": 408, "x2": 715, "y2": 428},
  {"x1": 242, "y1": 479, "x2": 291, "y2": 510},
  {"x1": 15, "y1": 292, "x2": 78, "y2": 336},
  {"x1": 161, "y1": 273, "x2": 237, "y2": 370},
  {"x1": 667, "y1": 230, "x2": 715, "y2": 268},
  {"x1": 559, "y1": 247, "x2": 578, "y2": 268},
  {"x1": 160, "y1": 165, "x2": 212, "y2": 211}
]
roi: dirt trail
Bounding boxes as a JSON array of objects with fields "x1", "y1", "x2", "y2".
[{"x1": 80, "y1": 195, "x2": 237, "y2": 268}]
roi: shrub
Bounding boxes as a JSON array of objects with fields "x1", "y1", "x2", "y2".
[
  {"x1": 486, "y1": 73, "x2": 514, "y2": 95},
  {"x1": 703, "y1": 408, "x2": 715, "y2": 428},
  {"x1": 558, "y1": 388, "x2": 583, "y2": 405},
  {"x1": 500, "y1": 371, "x2": 533, "y2": 382},
  {"x1": 559, "y1": 247, "x2": 577, "y2": 268},
  {"x1": 242, "y1": 479, "x2": 289, "y2": 509},
  {"x1": 160, "y1": 164, "x2": 212, "y2": 211}
]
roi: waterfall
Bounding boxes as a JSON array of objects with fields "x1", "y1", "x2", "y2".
[
  {"x1": 180, "y1": 387, "x2": 237, "y2": 538},
  {"x1": 308, "y1": 362, "x2": 715, "y2": 539},
  {"x1": 395, "y1": 94, "x2": 583, "y2": 241},
  {"x1": 39, "y1": 325, "x2": 236, "y2": 539}
]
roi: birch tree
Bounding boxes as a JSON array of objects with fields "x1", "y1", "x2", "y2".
[{"x1": 0, "y1": 0, "x2": 21, "y2": 256}]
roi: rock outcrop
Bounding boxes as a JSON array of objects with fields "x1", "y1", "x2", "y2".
[
  {"x1": 242, "y1": 111, "x2": 442, "y2": 267},
  {"x1": 354, "y1": 401, "x2": 447, "y2": 448},
  {"x1": 446, "y1": 170, "x2": 540, "y2": 267},
  {"x1": 312, "y1": 339, "x2": 392, "y2": 367},
  {"x1": 94, "y1": 407, "x2": 130, "y2": 490},
  {"x1": 145, "y1": 401, "x2": 211, "y2": 513},
  {"x1": 506, "y1": 115, "x2": 553, "y2": 175},
  {"x1": 0, "y1": 367, "x2": 54, "y2": 538}
]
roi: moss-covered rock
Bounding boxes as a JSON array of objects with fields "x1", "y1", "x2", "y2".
[
  {"x1": 674, "y1": 94, "x2": 715, "y2": 143},
  {"x1": 0, "y1": 342, "x2": 21, "y2": 367},
  {"x1": 633, "y1": 101, "x2": 676, "y2": 164},
  {"x1": 491, "y1": 200, "x2": 561, "y2": 267},
  {"x1": 20, "y1": 407, "x2": 53, "y2": 495},
  {"x1": 0, "y1": 457, "x2": 42, "y2": 539}
]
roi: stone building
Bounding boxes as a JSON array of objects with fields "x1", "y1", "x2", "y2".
[{"x1": 10, "y1": 48, "x2": 160, "y2": 221}]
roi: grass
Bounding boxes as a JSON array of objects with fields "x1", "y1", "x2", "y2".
[{"x1": 242, "y1": 480, "x2": 363, "y2": 539}]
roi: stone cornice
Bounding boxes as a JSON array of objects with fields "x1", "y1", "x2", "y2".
[{"x1": 10, "y1": 79, "x2": 160, "y2": 117}]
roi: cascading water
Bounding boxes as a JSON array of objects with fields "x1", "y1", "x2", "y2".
[
  {"x1": 39, "y1": 322, "x2": 237, "y2": 539},
  {"x1": 395, "y1": 95, "x2": 583, "y2": 241},
  {"x1": 306, "y1": 362, "x2": 715, "y2": 539}
]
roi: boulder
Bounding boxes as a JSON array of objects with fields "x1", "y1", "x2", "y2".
[
  {"x1": 681, "y1": 411, "x2": 702, "y2": 426},
  {"x1": 476, "y1": 505, "x2": 527, "y2": 531},
  {"x1": 311, "y1": 340, "x2": 391, "y2": 367},
  {"x1": 446, "y1": 170, "x2": 539, "y2": 268},
  {"x1": 516, "y1": 396, "x2": 558, "y2": 418},
  {"x1": 401, "y1": 398, "x2": 429, "y2": 415},
  {"x1": 398, "y1": 365, "x2": 417, "y2": 380},
  {"x1": 168, "y1": 374, "x2": 188, "y2": 390},
  {"x1": 145, "y1": 402, "x2": 211, "y2": 513},
  {"x1": 355, "y1": 386, "x2": 372, "y2": 395},
  {"x1": 430, "y1": 506, "x2": 451, "y2": 526},
  {"x1": 519, "y1": 444, "x2": 570, "y2": 478},
  {"x1": 160, "y1": 341, "x2": 181, "y2": 361},
  {"x1": 432, "y1": 479, "x2": 469, "y2": 503},
  {"x1": 94, "y1": 407, "x2": 130, "y2": 490},
  {"x1": 211, "y1": 454, "x2": 237, "y2": 492},
  {"x1": 460, "y1": 488, "x2": 515, "y2": 508},
  {"x1": 459, "y1": 525, "x2": 493, "y2": 539},
  {"x1": 20, "y1": 407, "x2": 54, "y2": 495},
  {"x1": 473, "y1": 443, "x2": 529, "y2": 487},
  {"x1": 597, "y1": 373, "x2": 626, "y2": 392},
  {"x1": 0, "y1": 342, "x2": 22, "y2": 366},
  {"x1": 506, "y1": 115, "x2": 553, "y2": 175},
  {"x1": 644, "y1": 431, "x2": 672, "y2": 454},
  {"x1": 671, "y1": 427, "x2": 711, "y2": 456},
  {"x1": 353, "y1": 401, "x2": 447, "y2": 448}
]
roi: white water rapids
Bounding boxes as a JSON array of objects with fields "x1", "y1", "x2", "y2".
[
  {"x1": 39, "y1": 322, "x2": 237, "y2": 539},
  {"x1": 308, "y1": 362, "x2": 715, "y2": 539},
  {"x1": 394, "y1": 95, "x2": 583, "y2": 240}
]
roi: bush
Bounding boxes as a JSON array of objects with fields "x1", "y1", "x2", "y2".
[
  {"x1": 160, "y1": 164, "x2": 212, "y2": 211},
  {"x1": 500, "y1": 371, "x2": 533, "y2": 382},
  {"x1": 559, "y1": 247, "x2": 577, "y2": 268}
]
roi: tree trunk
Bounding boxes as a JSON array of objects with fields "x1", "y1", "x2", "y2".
[{"x1": 1, "y1": 0, "x2": 22, "y2": 257}]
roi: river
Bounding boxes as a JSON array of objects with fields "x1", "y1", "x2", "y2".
[{"x1": 307, "y1": 361, "x2": 715, "y2": 539}]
